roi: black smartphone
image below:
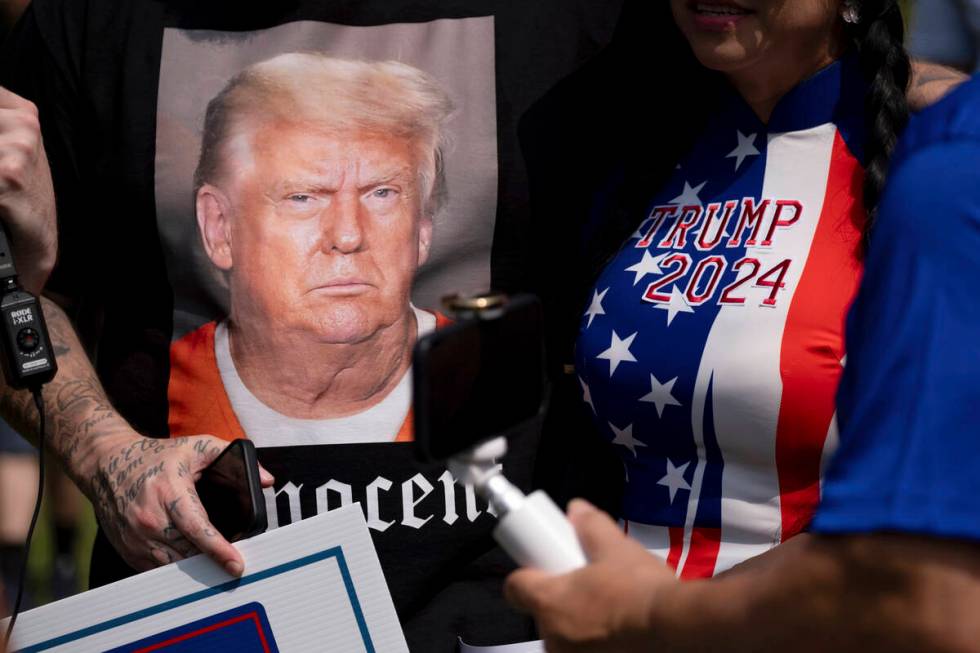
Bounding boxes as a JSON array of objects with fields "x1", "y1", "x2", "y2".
[
  {"x1": 195, "y1": 439, "x2": 267, "y2": 542},
  {"x1": 413, "y1": 293, "x2": 547, "y2": 462}
]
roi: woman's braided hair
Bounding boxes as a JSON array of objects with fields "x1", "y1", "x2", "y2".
[{"x1": 844, "y1": 0, "x2": 911, "y2": 244}]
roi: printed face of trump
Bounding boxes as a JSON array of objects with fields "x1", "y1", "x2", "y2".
[{"x1": 196, "y1": 119, "x2": 433, "y2": 345}]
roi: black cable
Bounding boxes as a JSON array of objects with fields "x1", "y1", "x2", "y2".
[{"x1": 3, "y1": 389, "x2": 45, "y2": 650}]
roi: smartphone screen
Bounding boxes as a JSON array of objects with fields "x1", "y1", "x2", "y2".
[
  {"x1": 195, "y1": 439, "x2": 266, "y2": 542},
  {"x1": 413, "y1": 294, "x2": 546, "y2": 461}
]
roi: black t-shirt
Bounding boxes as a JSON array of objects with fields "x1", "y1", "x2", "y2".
[
  {"x1": 1, "y1": 0, "x2": 629, "y2": 435},
  {"x1": 0, "y1": 0, "x2": 637, "y2": 650}
]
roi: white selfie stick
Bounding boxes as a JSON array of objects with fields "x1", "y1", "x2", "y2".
[{"x1": 449, "y1": 437, "x2": 586, "y2": 574}]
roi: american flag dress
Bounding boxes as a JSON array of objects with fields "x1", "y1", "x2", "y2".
[{"x1": 576, "y1": 56, "x2": 869, "y2": 578}]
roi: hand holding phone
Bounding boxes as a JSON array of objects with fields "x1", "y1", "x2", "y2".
[{"x1": 195, "y1": 439, "x2": 267, "y2": 542}]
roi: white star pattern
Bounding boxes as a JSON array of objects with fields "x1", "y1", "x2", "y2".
[
  {"x1": 669, "y1": 180, "x2": 707, "y2": 207},
  {"x1": 625, "y1": 251, "x2": 667, "y2": 286},
  {"x1": 654, "y1": 286, "x2": 695, "y2": 326},
  {"x1": 597, "y1": 330, "x2": 638, "y2": 377},
  {"x1": 580, "y1": 376, "x2": 597, "y2": 414},
  {"x1": 726, "y1": 130, "x2": 760, "y2": 171},
  {"x1": 639, "y1": 374, "x2": 682, "y2": 418},
  {"x1": 657, "y1": 458, "x2": 692, "y2": 504},
  {"x1": 585, "y1": 288, "x2": 608, "y2": 328},
  {"x1": 609, "y1": 422, "x2": 647, "y2": 457}
]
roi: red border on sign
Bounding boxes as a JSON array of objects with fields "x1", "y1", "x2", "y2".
[{"x1": 132, "y1": 611, "x2": 271, "y2": 653}]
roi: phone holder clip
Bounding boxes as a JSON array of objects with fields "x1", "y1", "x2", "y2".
[{"x1": 449, "y1": 436, "x2": 586, "y2": 574}]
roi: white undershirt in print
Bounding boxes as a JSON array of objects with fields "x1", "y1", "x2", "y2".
[{"x1": 215, "y1": 307, "x2": 436, "y2": 447}]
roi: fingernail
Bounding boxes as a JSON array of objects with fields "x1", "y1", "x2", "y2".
[
  {"x1": 225, "y1": 560, "x2": 243, "y2": 576},
  {"x1": 567, "y1": 499, "x2": 595, "y2": 518}
]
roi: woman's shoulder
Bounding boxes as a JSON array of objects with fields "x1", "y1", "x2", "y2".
[
  {"x1": 906, "y1": 61, "x2": 970, "y2": 113},
  {"x1": 898, "y1": 72, "x2": 980, "y2": 158}
]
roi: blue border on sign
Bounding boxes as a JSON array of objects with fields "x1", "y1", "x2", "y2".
[{"x1": 16, "y1": 546, "x2": 375, "y2": 653}]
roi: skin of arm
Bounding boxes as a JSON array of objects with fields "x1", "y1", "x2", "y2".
[
  {"x1": 907, "y1": 60, "x2": 968, "y2": 111},
  {"x1": 506, "y1": 500, "x2": 980, "y2": 653},
  {"x1": 0, "y1": 297, "x2": 272, "y2": 576}
]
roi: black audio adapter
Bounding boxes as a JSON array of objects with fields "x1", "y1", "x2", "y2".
[{"x1": 0, "y1": 225, "x2": 57, "y2": 649}]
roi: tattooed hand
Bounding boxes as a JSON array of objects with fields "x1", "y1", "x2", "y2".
[
  {"x1": 0, "y1": 299, "x2": 278, "y2": 576},
  {"x1": 84, "y1": 432, "x2": 274, "y2": 575}
]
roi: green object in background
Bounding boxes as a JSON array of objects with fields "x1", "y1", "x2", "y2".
[{"x1": 25, "y1": 497, "x2": 97, "y2": 607}]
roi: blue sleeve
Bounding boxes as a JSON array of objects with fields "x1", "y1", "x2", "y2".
[
  {"x1": 811, "y1": 137, "x2": 980, "y2": 540},
  {"x1": 908, "y1": 0, "x2": 975, "y2": 69}
]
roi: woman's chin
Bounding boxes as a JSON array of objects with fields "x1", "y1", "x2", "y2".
[{"x1": 688, "y1": 40, "x2": 762, "y2": 74}]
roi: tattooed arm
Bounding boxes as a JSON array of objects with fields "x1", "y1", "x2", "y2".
[
  {"x1": 0, "y1": 297, "x2": 270, "y2": 575},
  {"x1": 908, "y1": 60, "x2": 968, "y2": 112}
]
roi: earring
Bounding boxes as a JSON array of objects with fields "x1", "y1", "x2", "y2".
[{"x1": 841, "y1": 2, "x2": 860, "y2": 24}]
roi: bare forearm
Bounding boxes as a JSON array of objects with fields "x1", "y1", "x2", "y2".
[
  {"x1": 649, "y1": 537, "x2": 851, "y2": 652},
  {"x1": 714, "y1": 532, "x2": 814, "y2": 579},
  {"x1": 651, "y1": 535, "x2": 980, "y2": 653},
  {"x1": 0, "y1": 297, "x2": 130, "y2": 487}
]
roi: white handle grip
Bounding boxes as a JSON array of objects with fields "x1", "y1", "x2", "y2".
[{"x1": 492, "y1": 490, "x2": 587, "y2": 574}]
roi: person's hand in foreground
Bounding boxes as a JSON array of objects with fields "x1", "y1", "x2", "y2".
[
  {"x1": 6, "y1": 298, "x2": 275, "y2": 577},
  {"x1": 0, "y1": 87, "x2": 57, "y2": 295},
  {"x1": 505, "y1": 499, "x2": 675, "y2": 652},
  {"x1": 86, "y1": 431, "x2": 275, "y2": 575}
]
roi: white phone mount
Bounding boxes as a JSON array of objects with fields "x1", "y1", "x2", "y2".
[{"x1": 450, "y1": 436, "x2": 586, "y2": 574}]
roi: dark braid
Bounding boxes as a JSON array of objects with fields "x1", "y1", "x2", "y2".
[{"x1": 844, "y1": 0, "x2": 911, "y2": 244}]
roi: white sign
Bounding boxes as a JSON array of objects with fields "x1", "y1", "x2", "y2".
[{"x1": 4, "y1": 505, "x2": 407, "y2": 652}]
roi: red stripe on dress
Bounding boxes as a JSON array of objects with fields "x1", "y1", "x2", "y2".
[
  {"x1": 666, "y1": 526, "x2": 685, "y2": 571},
  {"x1": 679, "y1": 527, "x2": 722, "y2": 579},
  {"x1": 775, "y1": 131, "x2": 865, "y2": 541}
]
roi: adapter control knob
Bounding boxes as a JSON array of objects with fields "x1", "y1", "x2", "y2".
[{"x1": 16, "y1": 327, "x2": 39, "y2": 353}]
